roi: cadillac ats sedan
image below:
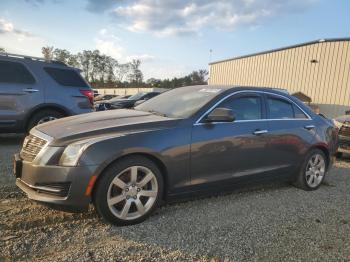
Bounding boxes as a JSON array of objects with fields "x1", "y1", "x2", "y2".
[{"x1": 14, "y1": 85, "x2": 338, "y2": 225}]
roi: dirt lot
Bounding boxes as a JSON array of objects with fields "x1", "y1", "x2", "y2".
[{"x1": 1, "y1": 135, "x2": 350, "y2": 261}]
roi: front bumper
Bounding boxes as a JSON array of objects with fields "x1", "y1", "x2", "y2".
[{"x1": 14, "y1": 153, "x2": 99, "y2": 211}]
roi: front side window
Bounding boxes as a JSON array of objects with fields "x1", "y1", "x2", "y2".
[
  {"x1": 219, "y1": 96, "x2": 262, "y2": 121},
  {"x1": 44, "y1": 67, "x2": 88, "y2": 87},
  {"x1": 0, "y1": 60, "x2": 35, "y2": 84}
]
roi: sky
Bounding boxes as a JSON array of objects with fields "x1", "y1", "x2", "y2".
[{"x1": 0, "y1": 0, "x2": 349, "y2": 80}]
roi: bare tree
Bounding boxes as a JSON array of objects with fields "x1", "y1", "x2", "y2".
[
  {"x1": 115, "y1": 63, "x2": 130, "y2": 82},
  {"x1": 41, "y1": 46, "x2": 54, "y2": 60},
  {"x1": 128, "y1": 59, "x2": 143, "y2": 84}
]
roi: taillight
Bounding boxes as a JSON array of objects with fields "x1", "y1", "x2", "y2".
[{"x1": 80, "y1": 89, "x2": 94, "y2": 105}]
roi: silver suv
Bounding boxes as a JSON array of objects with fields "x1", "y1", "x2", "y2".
[{"x1": 0, "y1": 53, "x2": 93, "y2": 133}]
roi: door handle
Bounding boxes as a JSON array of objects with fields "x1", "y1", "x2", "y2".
[
  {"x1": 304, "y1": 125, "x2": 315, "y2": 130},
  {"x1": 23, "y1": 88, "x2": 39, "y2": 93},
  {"x1": 253, "y1": 129, "x2": 268, "y2": 135}
]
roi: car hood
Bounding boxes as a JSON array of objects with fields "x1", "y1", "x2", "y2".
[
  {"x1": 335, "y1": 115, "x2": 350, "y2": 124},
  {"x1": 34, "y1": 109, "x2": 179, "y2": 146}
]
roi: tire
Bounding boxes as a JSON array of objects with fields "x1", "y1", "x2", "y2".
[
  {"x1": 93, "y1": 156, "x2": 164, "y2": 226},
  {"x1": 27, "y1": 109, "x2": 64, "y2": 132},
  {"x1": 293, "y1": 149, "x2": 327, "y2": 191},
  {"x1": 336, "y1": 152, "x2": 343, "y2": 159}
]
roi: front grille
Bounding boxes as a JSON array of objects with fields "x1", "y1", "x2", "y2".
[
  {"x1": 20, "y1": 134, "x2": 47, "y2": 162},
  {"x1": 339, "y1": 125, "x2": 350, "y2": 137}
]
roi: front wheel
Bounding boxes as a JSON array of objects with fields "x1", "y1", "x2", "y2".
[
  {"x1": 293, "y1": 149, "x2": 327, "y2": 191},
  {"x1": 93, "y1": 156, "x2": 164, "y2": 226}
]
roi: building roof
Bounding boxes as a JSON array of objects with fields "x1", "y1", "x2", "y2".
[{"x1": 209, "y1": 38, "x2": 350, "y2": 65}]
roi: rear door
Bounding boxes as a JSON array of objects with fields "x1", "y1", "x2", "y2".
[
  {"x1": 0, "y1": 59, "x2": 43, "y2": 131},
  {"x1": 190, "y1": 92, "x2": 271, "y2": 188},
  {"x1": 264, "y1": 93, "x2": 316, "y2": 176}
]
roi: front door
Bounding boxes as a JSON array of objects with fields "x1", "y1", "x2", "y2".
[{"x1": 190, "y1": 93, "x2": 270, "y2": 188}]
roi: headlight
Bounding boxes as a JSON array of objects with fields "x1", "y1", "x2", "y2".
[
  {"x1": 333, "y1": 119, "x2": 343, "y2": 129},
  {"x1": 59, "y1": 135, "x2": 124, "y2": 167},
  {"x1": 59, "y1": 141, "x2": 90, "y2": 167}
]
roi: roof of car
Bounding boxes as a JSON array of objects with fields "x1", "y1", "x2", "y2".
[
  {"x1": 0, "y1": 52, "x2": 69, "y2": 68},
  {"x1": 185, "y1": 85, "x2": 290, "y2": 96}
]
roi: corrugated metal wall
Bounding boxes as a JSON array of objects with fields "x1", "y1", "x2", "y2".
[
  {"x1": 209, "y1": 40, "x2": 350, "y2": 117},
  {"x1": 96, "y1": 87, "x2": 166, "y2": 96}
]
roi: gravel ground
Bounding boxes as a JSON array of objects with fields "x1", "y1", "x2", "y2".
[{"x1": 1, "y1": 135, "x2": 350, "y2": 261}]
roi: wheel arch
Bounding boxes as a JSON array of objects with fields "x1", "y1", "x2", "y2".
[
  {"x1": 308, "y1": 144, "x2": 330, "y2": 169},
  {"x1": 91, "y1": 152, "x2": 169, "y2": 201},
  {"x1": 25, "y1": 103, "x2": 71, "y2": 130}
]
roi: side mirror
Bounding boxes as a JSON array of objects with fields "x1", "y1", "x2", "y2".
[{"x1": 205, "y1": 108, "x2": 235, "y2": 123}]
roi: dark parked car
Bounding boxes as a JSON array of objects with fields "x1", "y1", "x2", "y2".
[
  {"x1": 94, "y1": 94, "x2": 119, "y2": 102},
  {"x1": 95, "y1": 92, "x2": 160, "y2": 111},
  {"x1": 334, "y1": 115, "x2": 350, "y2": 156},
  {"x1": 0, "y1": 53, "x2": 94, "y2": 133},
  {"x1": 14, "y1": 85, "x2": 338, "y2": 225}
]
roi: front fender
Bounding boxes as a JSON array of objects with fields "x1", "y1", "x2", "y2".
[{"x1": 78, "y1": 127, "x2": 192, "y2": 193}]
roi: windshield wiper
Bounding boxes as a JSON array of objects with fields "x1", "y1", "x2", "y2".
[{"x1": 147, "y1": 110, "x2": 168, "y2": 117}]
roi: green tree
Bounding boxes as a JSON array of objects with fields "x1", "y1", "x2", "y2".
[
  {"x1": 67, "y1": 54, "x2": 80, "y2": 68},
  {"x1": 53, "y1": 48, "x2": 71, "y2": 64},
  {"x1": 77, "y1": 50, "x2": 93, "y2": 81}
]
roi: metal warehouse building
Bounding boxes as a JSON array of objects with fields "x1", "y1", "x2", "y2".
[{"x1": 209, "y1": 38, "x2": 350, "y2": 118}]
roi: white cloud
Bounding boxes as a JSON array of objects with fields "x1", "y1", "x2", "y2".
[
  {"x1": 0, "y1": 17, "x2": 45, "y2": 56},
  {"x1": 95, "y1": 28, "x2": 156, "y2": 64},
  {"x1": 111, "y1": 0, "x2": 316, "y2": 36},
  {"x1": 0, "y1": 18, "x2": 34, "y2": 37},
  {"x1": 94, "y1": 28, "x2": 124, "y2": 59},
  {"x1": 126, "y1": 54, "x2": 155, "y2": 62},
  {"x1": 95, "y1": 39, "x2": 124, "y2": 59}
]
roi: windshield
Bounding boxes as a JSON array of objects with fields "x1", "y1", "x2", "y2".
[
  {"x1": 135, "y1": 86, "x2": 224, "y2": 118},
  {"x1": 128, "y1": 92, "x2": 146, "y2": 100},
  {"x1": 107, "y1": 96, "x2": 123, "y2": 102}
]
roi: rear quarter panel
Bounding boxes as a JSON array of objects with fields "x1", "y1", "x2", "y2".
[{"x1": 37, "y1": 65, "x2": 92, "y2": 115}]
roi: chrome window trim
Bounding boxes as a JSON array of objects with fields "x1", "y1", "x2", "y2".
[{"x1": 194, "y1": 90, "x2": 312, "y2": 126}]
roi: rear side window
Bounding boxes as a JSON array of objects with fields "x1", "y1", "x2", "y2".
[
  {"x1": 219, "y1": 96, "x2": 262, "y2": 120},
  {"x1": 44, "y1": 67, "x2": 88, "y2": 87},
  {"x1": 0, "y1": 60, "x2": 35, "y2": 84},
  {"x1": 293, "y1": 104, "x2": 308, "y2": 119},
  {"x1": 267, "y1": 97, "x2": 308, "y2": 119}
]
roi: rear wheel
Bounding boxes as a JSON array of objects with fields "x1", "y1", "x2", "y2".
[
  {"x1": 27, "y1": 109, "x2": 64, "y2": 131},
  {"x1": 293, "y1": 149, "x2": 327, "y2": 190},
  {"x1": 93, "y1": 156, "x2": 163, "y2": 226}
]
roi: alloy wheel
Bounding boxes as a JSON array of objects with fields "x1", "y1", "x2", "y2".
[
  {"x1": 305, "y1": 154, "x2": 326, "y2": 188},
  {"x1": 37, "y1": 116, "x2": 57, "y2": 125},
  {"x1": 107, "y1": 166, "x2": 158, "y2": 220}
]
